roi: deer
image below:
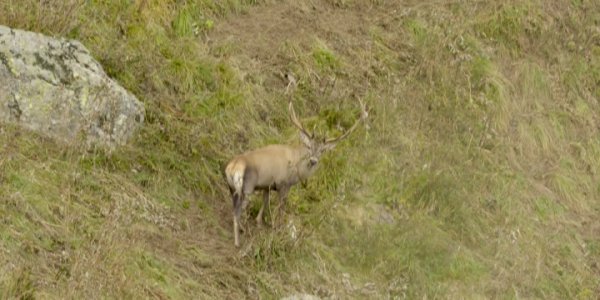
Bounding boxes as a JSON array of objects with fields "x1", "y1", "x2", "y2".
[{"x1": 224, "y1": 75, "x2": 368, "y2": 247}]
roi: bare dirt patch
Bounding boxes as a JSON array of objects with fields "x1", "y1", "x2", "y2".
[
  {"x1": 210, "y1": 1, "x2": 367, "y2": 58},
  {"x1": 208, "y1": 0, "x2": 404, "y2": 91}
]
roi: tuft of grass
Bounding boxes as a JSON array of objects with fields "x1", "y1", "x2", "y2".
[{"x1": 312, "y1": 42, "x2": 341, "y2": 72}]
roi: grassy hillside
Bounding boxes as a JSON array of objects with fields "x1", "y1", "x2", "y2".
[{"x1": 1, "y1": 0, "x2": 599, "y2": 298}]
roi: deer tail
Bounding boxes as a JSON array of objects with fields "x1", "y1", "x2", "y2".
[{"x1": 225, "y1": 158, "x2": 246, "y2": 199}]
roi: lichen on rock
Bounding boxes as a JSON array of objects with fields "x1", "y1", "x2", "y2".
[{"x1": 0, "y1": 25, "x2": 144, "y2": 148}]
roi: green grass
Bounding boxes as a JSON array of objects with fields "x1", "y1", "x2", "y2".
[{"x1": 1, "y1": 0, "x2": 599, "y2": 298}]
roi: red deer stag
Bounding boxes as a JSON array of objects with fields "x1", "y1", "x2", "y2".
[{"x1": 224, "y1": 78, "x2": 367, "y2": 247}]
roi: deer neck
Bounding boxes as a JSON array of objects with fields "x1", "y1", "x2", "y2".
[{"x1": 291, "y1": 145, "x2": 317, "y2": 181}]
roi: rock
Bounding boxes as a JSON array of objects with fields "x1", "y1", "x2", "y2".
[{"x1": 0, "y1": 25, "x2": 144, "y2": 148}]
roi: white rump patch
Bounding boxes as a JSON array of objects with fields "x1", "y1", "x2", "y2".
[{"x1": 232, "y1": 171, "x2": 244, "y2": 194}]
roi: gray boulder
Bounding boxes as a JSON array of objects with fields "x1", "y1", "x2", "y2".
[{"x1": 0, "y1": 25, "x2": 144, "y2": 148}]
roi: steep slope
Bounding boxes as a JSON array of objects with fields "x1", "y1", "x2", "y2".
[{"x1": 1, "y1": 0, "x2": 599, "y2": 298}]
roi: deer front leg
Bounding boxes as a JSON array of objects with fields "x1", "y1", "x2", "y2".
[
  {"x1": 275, "y1": 186, "x2": 290, "y2": 227},
  {"x1": 256, "y1": 190, "x2": 270, "y2": 227},
  {"x1": 278, "y1": 186, "x2": 290, "y2": 213}
]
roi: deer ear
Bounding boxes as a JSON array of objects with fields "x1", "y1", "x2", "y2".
[
  {"x1": 299, "y1": 131, "x2": 312, "y2": 148},
  {"x1": 323, "y1": 142, "x2": 337, "y2": 151}
]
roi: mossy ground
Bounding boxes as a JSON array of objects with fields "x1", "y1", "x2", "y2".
[{"x1": 1, "y1": 0, "x2": 599, "y2": 298}]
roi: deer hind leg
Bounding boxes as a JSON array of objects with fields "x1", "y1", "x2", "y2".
[
  {"x1": 232, "y1": 192, "x2": 243, "y2": 247},
  {"x1": 238, "y1": 192, "x2": 250, "y2": 234},
  {"x1": 238, "y1": 169, "x2": 258, "y2": 232},
  {"x1": 256, "y1": 190, "x2": 270, "y2": 227}
]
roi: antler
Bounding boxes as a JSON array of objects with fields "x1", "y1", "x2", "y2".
[
  {"x1": 288, "y1": 101, "x2": 312, "y2": 138},
  {"x1": 285, "y1": 73, "x2": 312, "y2": 138},
  {"x1": 325, "y1": 98, "x2": 368, "y2": 144}
]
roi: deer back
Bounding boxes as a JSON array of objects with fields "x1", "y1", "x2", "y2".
[{"x1": 229, "y1": 144, "x2": 313, "y2": 190}]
